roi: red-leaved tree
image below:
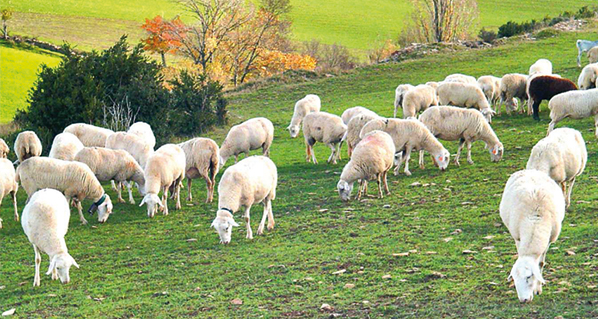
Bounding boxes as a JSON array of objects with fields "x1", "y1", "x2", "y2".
[{"x1": 141, "y1": 15, "x2": 187, "y2": 66}]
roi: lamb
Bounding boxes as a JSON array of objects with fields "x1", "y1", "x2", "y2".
[
  {"x1": 577, "y1": 39, "x2": 598, "y2": 67},
  {"x1": 14, "y1": 131, "x2": 42, "y2": 164},
  {"x1": 419, "y1": 106, "x2": 504, "y2": 166},
  {"x1": 0, "y1": 158, "x2": 18, "y2": 228},
  {"x1": 220, "y1": 117, "x2": 274, "y2": 166},
  {"x1": 477, "y1": 75, "x2": 501, "y2": 108},
  {"x1": 588, "y1": 46, "x2": 598, "y2": 64},
  {"x1": 139, "y1": 144, "x2": 185, "y2": 218},
  {"x1": 526, "y1": 128, "x2": 586, "y2": 208},
  {"x1": 337, "y1": 130, "x2": 395, "y2": 201},
  {"x1": 21, "y1": 189, "x2": 80, "y2": 287},
  {"x1": 359, "y1": 118, "x2": 450, "y2": 176},
  {"x1": 499, "y1": 73, "x2": 528, "y2": 114},
  {"x1": 105, "y1": 132, "x2": 153, "y2": 168},
  {"x1": 64, "y1": 123, "x2": 114, "y2": 147},
  {"x1": 16, "y1": 157, "x2": 113, "y2": 225},
  {"x1": 49, "y1": 132, "x2": 84, "y2": 161},
  {"x1": 401, "y1": 84, "x2": 439, "y2": 119},
  {"x1": 547, "y1": 89, "x2": 598, "y2": 137},
  {"x1": 345, "y1": 113, "x2": 379, "y2": 157},
  {"x1": 127, "y1": 122, "x2": 156, "y2": 150},
  {"x1": 302, "y1": 112, "x2": 347, "y2": 164},
  {"x1": 0, "y1": 138, "x2": 8, "y2": 158},
  {"x1": 527, "y1": 75, "x2": 577, "y2": 121},
  {"x1": 211, "y1": 156, "x2": 277, "y2": 244},
  {"x1": 528, "y1": 58, "x2": 552, "y2": 76},
  {"x1": 499, "y1": 169, "x2": 565, "y2": 303},
  {"x1": 341, "y1": 106, "x2": 378, "y2": 124},
  {"x1": 444, "y1": 73, "x2": 477, "y2": 84},
  {"x1": 74, "y1": 147, "x2": 146, "y2": 204},
  {"x1": 437, "y1": 82, "x2": 495, "y2": 122},
  {"x1": 177, "y1": 137, "x2": 219, "y2": 203},
  {"x1": 288, "y1": 94, "x2": 321, "y2": 138},
  {"x1": 577, "y1": 63, "x2": 598, "y2": 90},
  {"x1": 394, "y1": 84, "x2": 415, "y2": 117}
]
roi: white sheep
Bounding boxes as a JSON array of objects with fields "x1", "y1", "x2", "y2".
[
  {"x1": 499, "y1": 73, "x2": 528, "y2": 114},
  {"x1": 49, "y1": 132, "x2": 84, "y2": 161},
  {"x1": 359, "y1": 118, "x2": 450, "y2": 176},
  {"x1": 588, "y1": 46, "x2": 598, "y2": 64},
  {"x1": 16, "y1": 157, "x2": 113, "y2": 225},
  {"x1": 547, "y1": 89, "x2": 598, "y2": 137},
  {"x1": 577, "y1": 63, "x2": 598, "y2": 90},
  {"x1": 419, "y1": 106, "x2": 503, "y2": 166},
  {"x1": 341, "y1": 106, "x2": 378, "y2": 124},
  {"x1": 425, "y1": 81, "x2": 440, "y2": 89},
  {"x1": 402, "y1": 84, "x2": 439, "y2": 119},
  {"x1": 178, "y1": 137, "x2": 220, "y2": 203},
  {"x1": 105, "y1": 132, "x2": 153, "y2": 168},
  {"x1": 288, "y1": 94, "x2": 321, "y2": 138},
  {"x1": 211, "y1": 156, "x2": 277, "y2": 244},
  {"x1": 74, "y1": 147, "x2": 146, "y2": 204},
  {"x1": 437, "y1": 82, "x2": 495, "y2": 122},
  {"x1": 529, "y1": 58, "x2": 553, "y2": 76},
  {"x1": 0, "y1": 158, "x2": 18, "y2": 228},
  {"x1": 477, "y1": 75, "x2": 502, "y2": 108},
  {"x1": 220, "y1": 117, "x2": 274, "y2": 167},
  {"x1": 337, "y1": 130, "x2": 395, "y2": 201},
  {"x1": 139, "y1": 144, "x2": 185, "y2": 218},
  {"x1": 64, "y1": 123, "x2": 114, "y2": 147},
  {"x1": 444, "y1": 73, "x2": 477, "y2": 84},
  {"x1": 127, "y1": 122, "x2": 156, "y2": 150},
  {"x1": 21, "y1": 189, "x2": 80, "y2": 287},
  {"x1": 302, "y1": 112, "x2": 347, "y2": 164},
  {"x1": 345, "y1": 113, "x2": 380, "y2": 157},
  {"x1": 0, "y1": 138, "x2": 8, "y2": 158},
  {"x1": 526, "y1": 128, "x2": 586, "y2": 208},
  {"x1": 14, "y1": 131, "x2": 42, "y2": 164},
  {"x1": 394, "y1": 84, "x2": 415, "y2": 117},
  {"x1": 500, "y1": 169, "x2": 565, "y2": 303}
]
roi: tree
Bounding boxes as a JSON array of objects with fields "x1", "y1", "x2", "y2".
[
  {"x1": 404, "y1": 0, "x2": 479, "y2": 43},
  {"x1": 1, "y1": 8, "x2": 13, "y2": 39},
  {"x1": 141, "y1": 15, "x2": 187, "y2": 67}
]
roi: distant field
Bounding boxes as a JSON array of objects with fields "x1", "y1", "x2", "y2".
[
  {"x1": 7, "y1": 0, "x2": 598, "y2": 52},
  {"x1": 0, "y1": 42, "x2": 61, "y2": 123}
]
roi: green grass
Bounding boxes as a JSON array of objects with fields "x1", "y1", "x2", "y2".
[
  {"x1": 2, "y1": 28, "x2": 598, "y2": 317},
  {"x1": 0, "y1": 41, "x2": 61, "y2": 124}
]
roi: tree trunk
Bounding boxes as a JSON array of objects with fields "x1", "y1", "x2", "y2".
[{"x1": 161, "y1": 53, "x2": 167, "y2": 67}]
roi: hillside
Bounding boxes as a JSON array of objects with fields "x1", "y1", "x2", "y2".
[{"x1": 2, "y1": 26, "x2": 598, "y2": 317}]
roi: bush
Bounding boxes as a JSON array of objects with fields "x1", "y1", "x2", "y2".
[
  {"x1": 497, "y1": 20, "x2": 539, "y2": 38},
  {"x1": 575, "y1": 6, "x2": 596, "y2": 19},
  {"x1": 478, "y1": 28, "x2": 497, "y2": 43},
  {"x1": 535, "y1": 28, "x2": 561, "y2": 39},
  {"x1": 302, "y1": 40, "x2": 357, "y2": 71}
]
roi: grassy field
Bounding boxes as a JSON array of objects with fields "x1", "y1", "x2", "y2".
[
  {"x1": 2, "y1": 27, "x2": 598, "y2": 317},
  {"x1": 0, "y1": 41, "x2": 61, "y2": 124},
  {"x1": 6, "y1": 0, "x2": 598, "y2": 52}
]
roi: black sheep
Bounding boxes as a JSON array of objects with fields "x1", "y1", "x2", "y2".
[{"x1": 528, "y1": 75, "x2": 577, "y2": 121}]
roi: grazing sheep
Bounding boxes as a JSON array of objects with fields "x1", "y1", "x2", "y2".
[
  {"x1": 16, "y1": 157, "x2": 113, "y2": 225},
  {"x1": 341, "y1": 106, "x2": 378, "y2": 124},
  {"x1": 288, "y1": 94, "x2": 321, "y2": 138},
  {"x1": 49, "y1": 132, "x2": 84, "y2": 161},
  {"x1": 139, "y1": 144, "x2": 185, "y2": 218},
  {"x1": 14, "y1": 131, "x2": 42, "y2": 164},
  {"x1": 337, "y1": 130, "x2": 395, "y2": 201},
  {"x1": 359, "y1": 118, "x2": 450, "y2": 176},
  {"x1": 577, "y1": 63, "x2": 598, "y2": 89},
  {"x1": 499, "y1": 73, "x2": 528, "y2": 114},
  {"x1": 178, "y1": 137, "x2": 219, "y2": 203},
  {"x1": 577, "y1": 39, "x2": 598, "y2": 67},
  {"x1": 220, "y1": 117, "x2": 274, "y2": 167},
  {"x1": 528, "y1": 58, "x2": 552, "y2": 76},
  {"x1": 64, "y1": 123, "x2": 114, "y2": 147},
  {"x1": 444, "y1": 73, "x2": 477, "y2": 84},
  {"x1": 0, "y1": 158, "x2": 18, "y2": 228},
  {"x1": 437, "y1": 82, "x2": 495, "y2": 122},
  {"x1": 526, "y1": 128, "x2": 586, "y2": 208},
  {"x1": 394, "y1": 84, "x2": 415, "y2": 117},
  {"x1": 74, "y1": 147, "x2": 146, "y2": 204},
  {"x1": 105, "y1": 132, "x2": 153, "y2": 168},
  {"x1": 500, "y1": 169, "x2": 565, "y2": 303},
  {"x1": 21, "y1": 189, "x2": 80, "y2": 287},
  {"x1": 548, "y1": 89, "x2": 598, "y2": 137},
  {"x1": 402, "y1": 84, "x2": 439, "y2": 119},
  {"x1": 345, "y1": 113, "x2": 379, "y2": 157},
  {"x1": 527, "y1": 75, "x2": 577, "y2": 121},
  {"x1": 127, "y1": 122, "x2": 156, "y2": 150},
  {"x1": 477, "y1": 75, "x2": 502, "y2": 108},
  {"x1": 588, "y1": 46, "x2": 598, "y2": 64},
  {"x1": 0, "y1": 138, "x2": 8, "y2": 158},
  {"x1": 419, "y1": 106, "x2": 503, "y2": 166},
  {"x1": 211, "y1": 156, "x2": 276, "y2": 244},
  {"x1": 302, "y1": 112, "x2": 347, "y2": 164}
]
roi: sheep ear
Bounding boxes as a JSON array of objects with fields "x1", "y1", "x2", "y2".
[
  {"x1": 139, "y1": 196, "x2": 147, "y2": 207},
  {"x1": 156, "y1": 199, "x2": 165, "y2": 208},
  {"x1": 71, "y1": 256, "x2": 80, "y2": 269},
  {"x1": 227, "y1": 217, "x2": 240, "y2": 227},
  {"x1": 46, "y1": 258, "x2": 56, "y2": 276},
  {"x1": 506, "y1": 274, "x2": 513, "y2": 282},
  {"x1": 210, "y1": 219, "x2": 217, "y2": 228},
  {"x1": 532, "y1": 266, "x2": 545, "y2": 284}
]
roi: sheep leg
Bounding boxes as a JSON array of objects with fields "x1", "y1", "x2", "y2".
[
  {"x1": 578, "y1": 51, "x2": 583, "y2": 67},
  {"x1": 75, "y1": 200, "x2": 88, "y2": 225},
  {"x1": 266, "y1": 199, "x2": 275, "y2": 230},
  {"x1": 12, "y1": 190, "x2": 18, "y2": 221},
  {"x1": 419, "y1": 150, "x2": 425, "y2": 169},
  {"x1": 466, "y1": 141, "x2": 474, "y2": 165},
  {"x1": 594, "y1": 114, "x2": 598, "y2": 139},
  {"x1": 208, "y1": 177, "x2": 215, "y2": 203},
  {"x1": 566, "y1": 178, "x2": 576, "y2": 208},
  {"x1": 50, "y1": 255, "x2": 58, "y2": 280},
  {"x1": 234, "y1": 154, "x2": 239, "y2": 163},
  {"x1": 263, "y1": 143, "x2": 270, "y2": 157},
  {"x1": 377, "y1": 174, "x2": 383, "y2": 199},
  {"x1": 382, "y1": 170, "x2": 390, "y2": 195},
  {"x1": 403, "y1": 148, "x2": 412, "y2": 176},
  {"x1": 336, "y1": 141, "x2": 343, "y2": 161},
  {"x1": 0, "y1": 217, "x2": 2, "y2": 228},
  {"x1": 394, "y1": 152, "x2": 403, "y2": 176},
  {"x1": 33, "y1": 245, "x2": 41, "y2": 287},
  {"x1": 310, "y1": 145, "x2": 318, "y2": 164},
  {"x1": 356, "y1": 180, "x2": 365, "y2": 201},
  {"x1": 116, "y1": 181, "x2": 125, "y2": 203},
  {"x1": 126, "y1": 182, "x2": 135, "y2": 204},
  {"x1": 186, "y1": 179, "x2": 193, "y2": 202},
  {"x1": 532, "y1": 100, "x2": 541, "y2": 121},
  {"x1": 327, "y1": 144, "x2": 337, "y2": 164},
  {"x1": 111, "y1": 180, "x2": 118, "y2": 192},
  {"x1": 244, "y1": 206, "x2": 253, "y2": 239},
  {"x1": 455, "y1": 139, "x2": 465, "y2": 167},
  {"x1": 257, "y1": 201, "x2": 268, "y2": 235},
  {"x1": 162, "y1": 186, "x2": 169, "y2": 215},
  {"x1": 175, "y1": 180, "x2": 182, "y2": 210}
]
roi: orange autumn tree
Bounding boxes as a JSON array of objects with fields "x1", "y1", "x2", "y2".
[{"x1": 141, "y1": 15, "x2": 187, "y2": 67}]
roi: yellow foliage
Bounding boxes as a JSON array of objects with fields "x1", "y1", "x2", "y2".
[{"x1": 252, "y1": 49, "x2": 317, "y2": 79}]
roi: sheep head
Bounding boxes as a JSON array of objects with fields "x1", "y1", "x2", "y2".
[
  {"x1": 139, "y1": 193, "x2": 163, "y2": 218},
  {"x1": 288, "y1": 125, "x2": 300, "y2": 138},
  {"x1": 88, "y1": 194, "x2": 113, "y2": 223},
  {"x1": 432, "y1": 149, "x2": 450, "y2": 171},
  {"x1": 489, "y1": 143, "x2": 504, "y2": 162},
  {"x1": 508, "y1": 256, "x2": 545, "y2": 303},
  {"x1": 211, "y1": 209, "x2": 239, "y2": 244},
  {"x1": 337, "y1": 180, "x2": 354, "y2": 201},
  {"x1": 47, "y1": 253, "x2": 79, "y2": 284}
]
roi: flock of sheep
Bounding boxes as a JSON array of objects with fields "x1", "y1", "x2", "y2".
[{"x1": 2, "y1": 47, "x2": 598, "y2": 304}]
